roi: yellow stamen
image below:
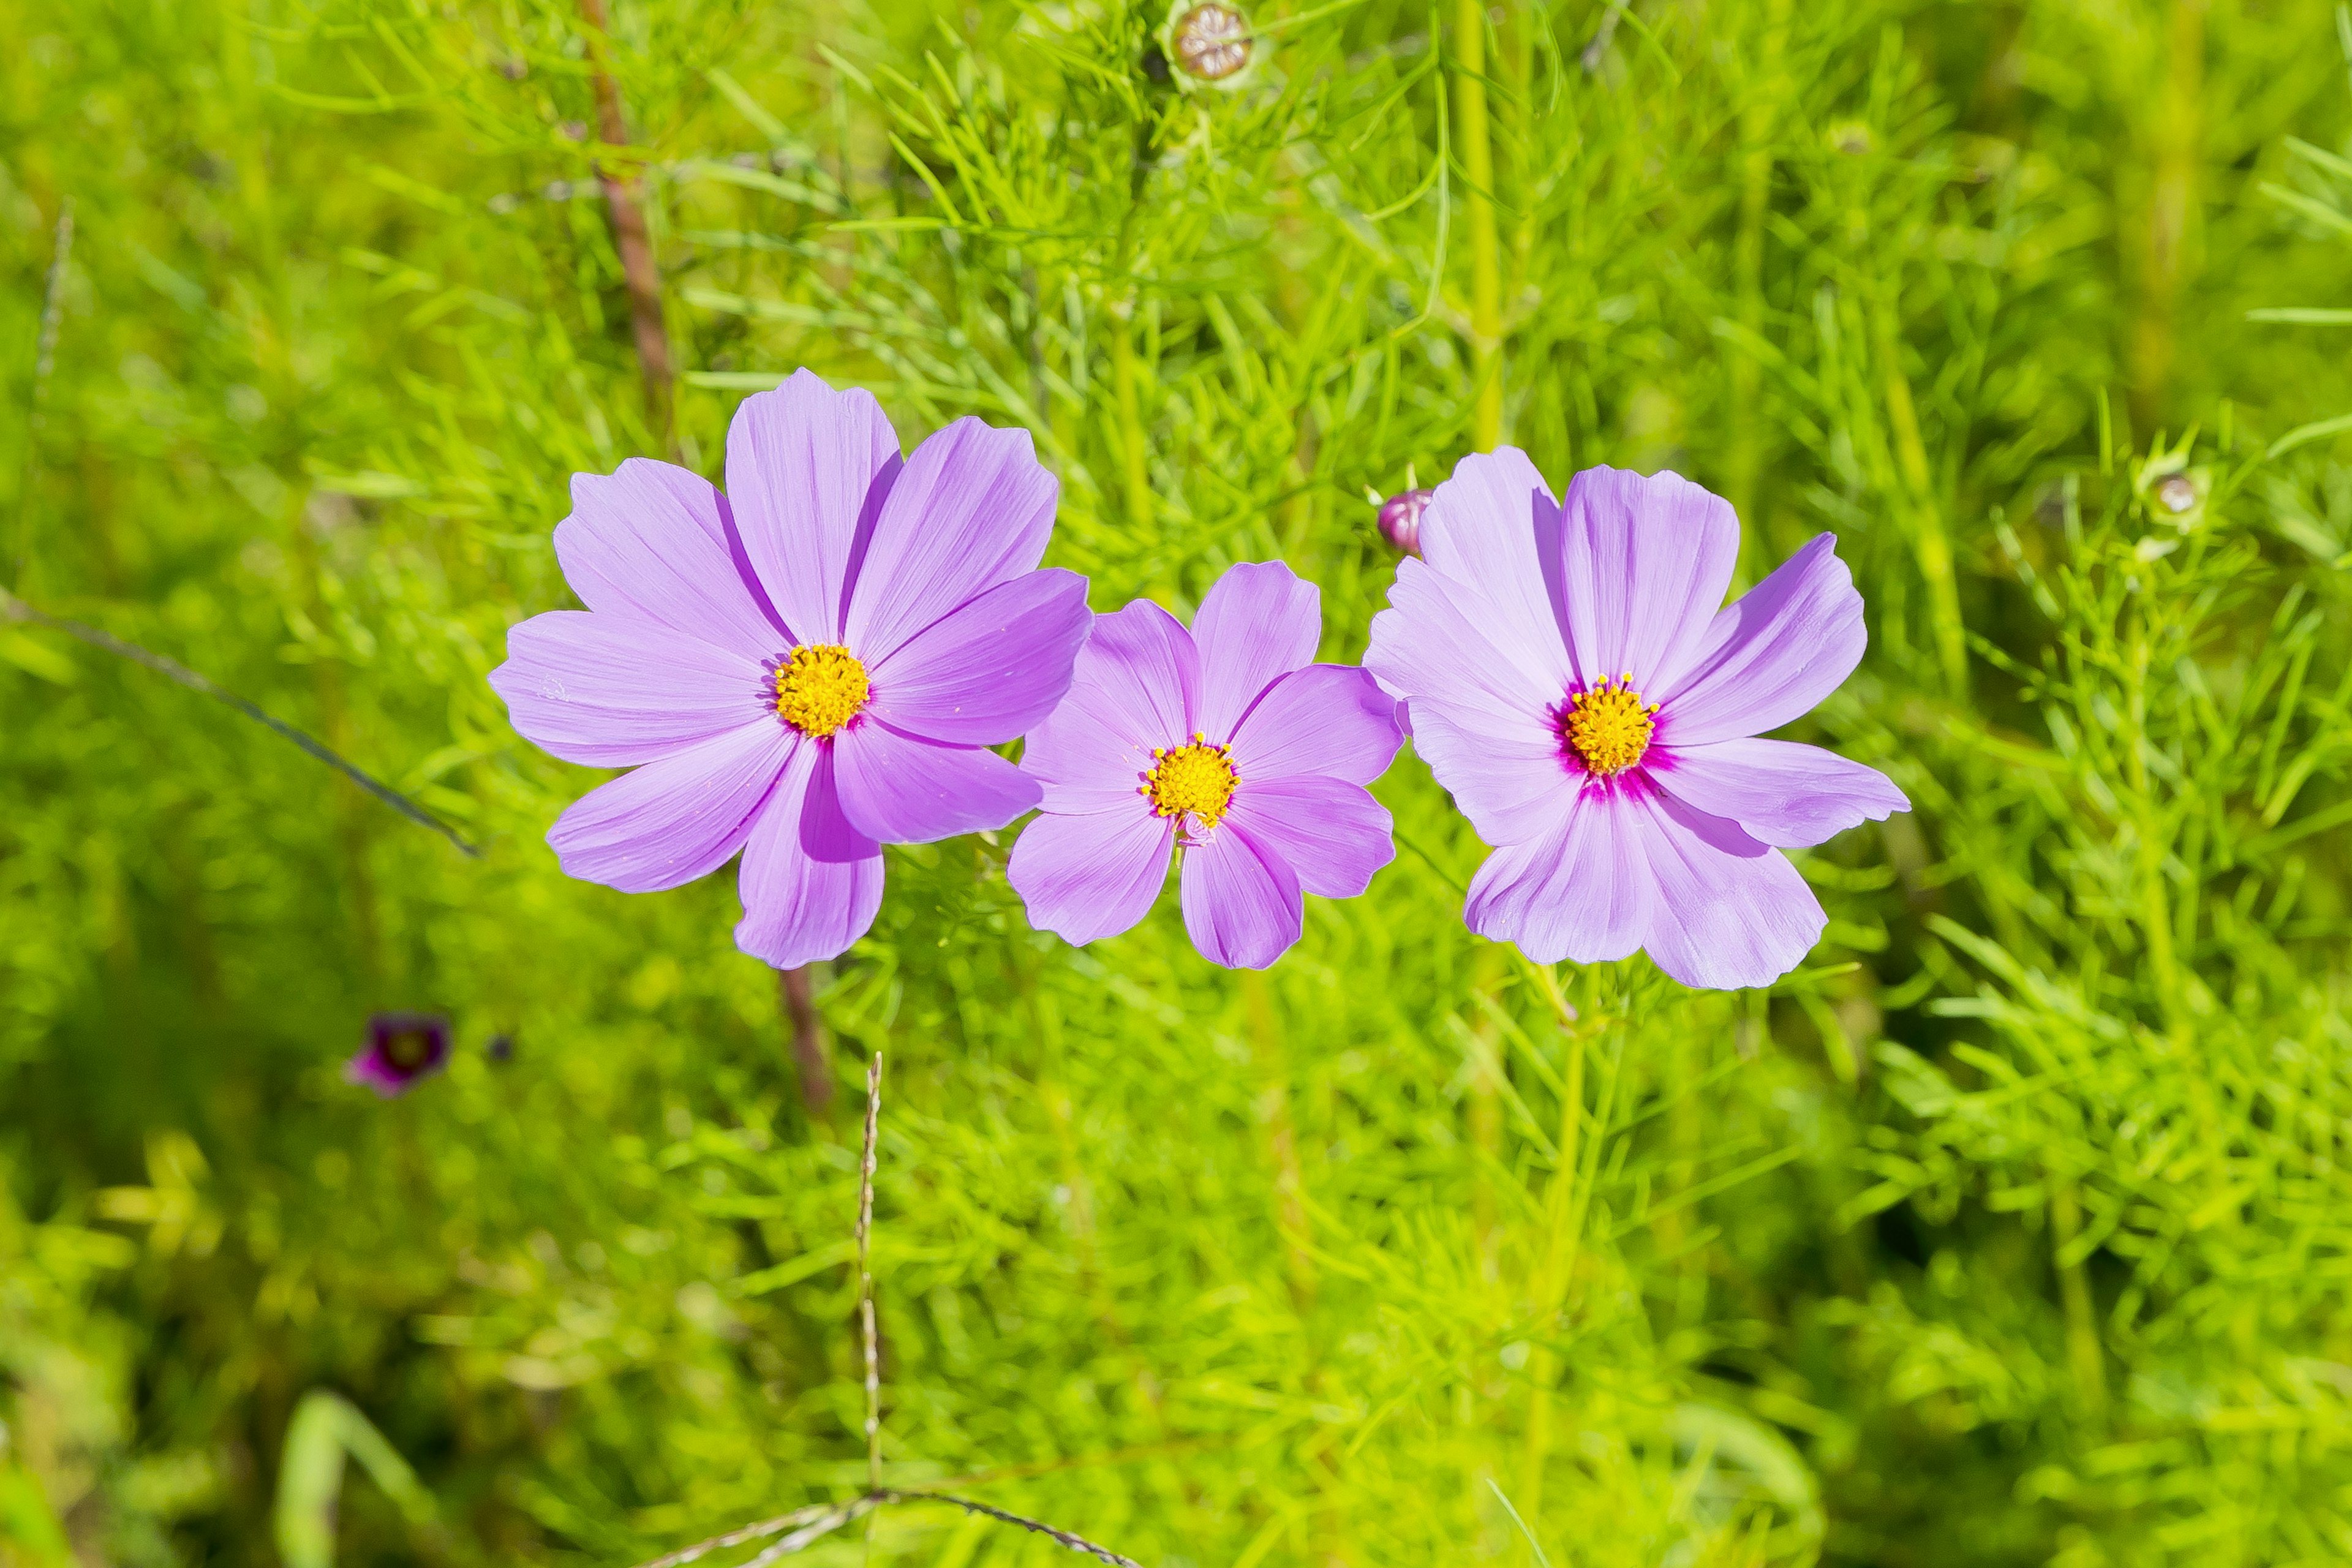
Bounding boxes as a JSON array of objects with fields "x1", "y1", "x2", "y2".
[
  {"x1": 1560, "y1": 672, "x2": 1656, "y2": 776},
  {"x1": 1144, "y1": 731, "x2": 1239, "y2": 831},
  {"x1": 774, "y1": 644, "x2": 870, "y2": 739}
]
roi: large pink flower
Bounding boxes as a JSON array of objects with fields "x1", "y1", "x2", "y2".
[
  {"x1": 1365, "y1": 454, "x2": 1909, "y2": 989},
  {"x1": 491, "y1": 370, "x2": 1092, "y2": 968}
]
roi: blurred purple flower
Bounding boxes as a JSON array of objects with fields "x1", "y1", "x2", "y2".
[
  {"x1": 1366, "y1": 455, "x2": 1909, "y2": 989},
  {"x1": 1378, "y1": 487, "x2": 1432, "y2": 556},
  {"x1": 346, "y1": 1012, "x2": 451, "y2": 1097},
  {"x1": 491, "y1": 370, "x2": 1093, "y2": 968},
  {"x1": 1009, "y1": 562, "x2": 1403, "y2": 969}
]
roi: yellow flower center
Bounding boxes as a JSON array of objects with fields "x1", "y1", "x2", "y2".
[
  {"x1": 774, "y1": 644, "x2": 870, "y2": 739},
  {"x1": 1139, "y1": 732, "x2": 1240, "y2": 831},
  {"x1": 1560, "y1": 673, "x2": 1657, "y2": 776}
]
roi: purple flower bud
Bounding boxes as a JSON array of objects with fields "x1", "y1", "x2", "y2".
[
  {"x1": 345, "y1": 1012, "x2": 451, "y2": 1098},
  {"x1": 1378, "y1": 488, "x2": 1433, "y2": 556}
]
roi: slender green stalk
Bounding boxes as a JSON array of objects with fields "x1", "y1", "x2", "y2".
[{"x1": 1455, "y1": 0, "x2": 1504, "y2": 450}]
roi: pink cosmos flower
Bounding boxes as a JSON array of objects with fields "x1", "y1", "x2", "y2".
[
  {"x1": 1365, "y1": 454, "x2": 1910, "y2": 989},
  {"x1": 1008, "y1": 562, "x2": 1404, "y2": 969},
  {"x1": 346, "y1": 1012, "x2": 451, "y2": 1097},
  {"x1": 491, "y1": 370, "x2": 1092, "y2": 968}
]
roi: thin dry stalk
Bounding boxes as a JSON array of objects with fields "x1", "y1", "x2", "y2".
[
  {"x1": 857, "y1": 1051, "x2": 883, "y2": 1493},
  {"x1": 0, "y1": 588, "x2": 478, "y2": 858},
  {"x1": 739, "y1": 1496, "x2": 882, "y2": 1567},
  {"x1": 12, "y1": 197, "x2": 75, "y2": 589},
  {"x1": 627, "y1": 1491, "x2": 1144, "y2": 1568},
  {"x1": 629, "y1": 1502, "x2": 843, "y2": 1568},
  {"x1": 575, "y1": 0, "x2": 674, "y2": 442},
  {"x1": 899, "y1": 1491, "x2": 1145, "y2": 1568}
]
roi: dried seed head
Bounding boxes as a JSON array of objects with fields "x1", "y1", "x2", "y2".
[{"x1": 1163, "y1": 1, "x2": 1259, "y2": 90}]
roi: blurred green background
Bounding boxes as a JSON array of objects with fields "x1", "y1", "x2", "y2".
[{"x1": 6, "y1": 0, "x2": 2352, "y2": 1562}]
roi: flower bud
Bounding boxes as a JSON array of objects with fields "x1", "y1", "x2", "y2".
[{"x1": 1378, "y1": 488, "x2": 1433, "y2": 556}]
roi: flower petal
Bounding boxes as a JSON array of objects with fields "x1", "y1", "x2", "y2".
[
  {"x1": 733, "y1": 739, "x2": 885, "y2": 967},
  {"x1": 1367, "y1": 560, "x2": 1570, "y2": 845},
  {"x1": 1191, "y1": 560, "x2": 1321, "y2": 741},
  {"x1": 1556, "y1": 466, "x2": 1740, "y2": 693},
  {"x1": 1415, "y1": 447, "x2": 1575, "y2": 696},
  {"x1": 1178, "y1": 824, "x2": 1304, "y2": 970},
  {"x1": 832, "y1": 720, "x2": 1042, "y2": 843},
  {"x1": 1406, "y1": 707, "x2": 1579, "y2": 846},
  {"x1": 1018, "y1": 600, "x2": 1200, "y2": 813},
  {"x1": 725, "y1": 369, "x2": 902, "y2": 646},
  {"x1": 843, "y1": 417, "x2": 1058, "y2": 662},
  {"x1": 1222, "y1": 776, "x2": 1394, "y2": 899},
  {"x1": 1226, "y1": 665, "x2": 1404, "y2": 787},
  {"x1": 1656, "y1": 534, "x2": 1866, "y2": 747},
  {"x1": 547, "y1": 720, "x2": 791, "y2": 892},
  {"x1": 1651, "y1": 737, "x2": 1909, "y2": 848},
  {"x1": 1368, "y1": 558, "x2": 1564, "y2": 740},
  {"x1": 1008, "y1": 805, "x2": 1175, "y2": 945},
  {"x1": 1461, "y1": 783, "x2": 1649, "y2": 964},
  {"x1": 1625, "y1": 788, "x2": 1825, "y2": 990},
  {"x1": 554, "y1": 459, "x2": 785, "y2": 660},
  {"x1": 491, "y1": 610, "x2": 770, "y2": 767},
  {"x1": 867, "y1": 568, "x2": 1092, "y2": 745}
]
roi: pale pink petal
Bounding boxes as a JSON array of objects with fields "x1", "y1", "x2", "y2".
[
  {"x1": 491, "y1": 611, "x2": 770, "y2": 767},
  {"x1": 1626, "y1": 789, "x2": 1825, "y2": 990},
  {"x1": 866, "y1": 568, "x2": 1092, "y2": 745},
  {"x1": 1225, "y1": 665, "x2": 1403, "y2": 788},
  {"x1": 832, "y1": 721, "x2": 1041, "y2": 844},
  {"x1": 733, "y1": 739, "x2": 885, "y2": 968},
  {"x1": 1656, "y1": 535, "x2": 1866, "y2": 747},
  {"x1": 842, "y1": 417, "x2": 1058, "y2": 662},
  {"x1": 547, "y1": 721, "x2": 791, "y2": 893},
  {"x1": 1367, "y1": 560, "x2": 1570, "y2": 845},
  {"x1": 1556, "y1": 467, "x2": 1739, "y2": 693},
  {"x1": 1408, "y1": 707, "x2": 1579, "y2": 846},
  {"x1": 1178, "y1": 824, "x2": 1304, "y2": 970},
  {"x1": 1461, "y1": 783, "x2": 1649, "y2": 964},
  {"x1": 1414, "y1": 448, "x2": 1575, "y2": 697},
  {"x1": 1007, "y1": 805, "x2": 1175, "y2": 945},
  {"x1": 1221, "y1": 777, "x2": 1393, "y2": 899},
  {"x1": 1191, "y1": 560, "x2": 1321, "y2": 741},
  {"x1": 554, "y1": 459, "x2": 785, "y2": 660},
  {"x1": 1651, "y1": 738, "x2": 1909, "y2": 848},
  {"x1": 725, "y1": 369, "x2": 902, "y2": 645},
  {"x1": 1017, "y1": 600, "x2": 1200, "y2": 813},
  {"x1": 1367, "y1": 559, "x2": 1564, "y2": 742}
]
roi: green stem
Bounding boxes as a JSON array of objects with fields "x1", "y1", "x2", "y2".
[{"x1": 1455, "y1": 0, "x2": 1503, "y2": 450}]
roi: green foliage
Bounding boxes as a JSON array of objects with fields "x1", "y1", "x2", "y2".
[{"x1": 4, "y1": 0, "x2": 2352, "y2": 1564}]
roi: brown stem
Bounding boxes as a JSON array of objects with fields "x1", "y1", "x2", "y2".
[
  {"x1": 577, "y1": 0, "x2": 674, "y2": 443},
  {"x1": 781, "y1": 965, "x2": 833, "y2": 1114}
]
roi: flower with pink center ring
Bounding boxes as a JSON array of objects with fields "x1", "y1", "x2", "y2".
[
  {"x1": 1365, "y1": 454, "x2": 1910, "y2": 989},
  {"x1": 491, "y1": 369, "x2": 1093, "y2": 968},
  {"x1": 1009, "y1": 562, "x2": 1404, "y2": 970}
]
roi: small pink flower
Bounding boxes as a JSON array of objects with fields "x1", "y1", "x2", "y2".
[
  {"x1": 346, "y1": 1012, "x2": 451, "y2": 1097},
  {"x1": 1009, "y1": 562, "x2": 1403, "y2": 969}
]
